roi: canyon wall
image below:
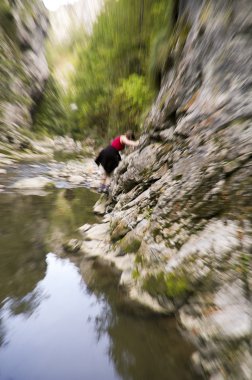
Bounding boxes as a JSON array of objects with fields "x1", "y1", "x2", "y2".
[
  {"x1": 0, "y1": 0, "x2": 49, "y2": 149},
  {"x1": 108, "y1": 1, "x2": 252, "y2": 378}
]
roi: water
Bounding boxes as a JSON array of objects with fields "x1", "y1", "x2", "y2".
[
  {"x1": 1, "y1": 161, "x2": 76, "y2": 190},
  {"x1": 0, "y1": 182, "x2": 202, "y2": 380}
]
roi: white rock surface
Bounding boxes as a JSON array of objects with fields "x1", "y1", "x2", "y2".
[{"x1": 12, "y1": 176, "x2": 54, "y2": 189}]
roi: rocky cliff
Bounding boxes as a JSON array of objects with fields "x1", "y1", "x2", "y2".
[
  {"x1": 82, "y1": 1, "x2": 252, "y2": 379},
  {"x1": 0, "y1": 0, "x2": 49, "y2": 149}
]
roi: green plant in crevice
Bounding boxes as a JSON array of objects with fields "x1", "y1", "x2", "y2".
[{"x1": 132, "y1": 267, "x2": 140, "y2": 280}]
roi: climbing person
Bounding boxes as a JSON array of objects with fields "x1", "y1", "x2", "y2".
[{"x1": 95, "y1": 130, "x2": 139, "y2": 193}]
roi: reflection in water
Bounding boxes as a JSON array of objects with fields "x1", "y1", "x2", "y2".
[
  {"x1": 0, "y1": 188, "x2": 98, "y2": 304},
  {"x1": 82, "y1": 261, "x2": 202, "y2": 380},
  {"x1": 0, "y1": 188, "x2": 201, "y2": 380},
  {"x1": 7, "y1": 287, "x2": 47, "y2": 318},
  {"x1": 46, "y1": 188, "x2": 99, "y2": 253},
  {"x1": 0, "y1": 254, "x2": 118, "y2": 380}
]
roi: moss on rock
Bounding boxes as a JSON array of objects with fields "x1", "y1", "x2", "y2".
[{"x1": 142, "y1": 271, "x2": 191, "y2": 300}]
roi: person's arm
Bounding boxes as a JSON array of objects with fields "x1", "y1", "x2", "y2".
[{"x1": 120, "y1": 135, "x2": 139, "y2": 147}]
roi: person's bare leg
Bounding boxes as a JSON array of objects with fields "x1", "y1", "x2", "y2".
[
  {"x1": 98, "y1": 167, "x2": 106, "y2": 191},
  {"x1": 102, "y1": 171, "x2": 114, "y2": 193},
  {"x1": 104, "y1": 174, "x2": 111, "y2": 186},
  {"x1": 101, "y1": 174, "x2": 106, "y2": 186}
]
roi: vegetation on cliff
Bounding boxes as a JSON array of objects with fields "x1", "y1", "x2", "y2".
[
  {"x1": 69, "y1": 0, "x2": 175, "y2": 140},
  {"x1": 34, "y1": 0, "x2": 175, "y2": 140},
  {"x1": 32, "y1": 75, "x2": 69, "y2": 136}
]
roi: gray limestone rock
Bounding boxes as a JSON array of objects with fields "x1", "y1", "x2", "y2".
[
  {"x1": 0, "y1": 0, "x2": 49, "y2": 149},
  {"x1": 103, "y1": 0, "x2": 252, "y2": 378},
  {"x1": 93, "y1": 195, "x2": 107, "y2": 215}
]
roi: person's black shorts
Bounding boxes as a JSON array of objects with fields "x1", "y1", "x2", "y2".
[{"x1": 95, "y1": 145, "x2": 121, "y2": 174}]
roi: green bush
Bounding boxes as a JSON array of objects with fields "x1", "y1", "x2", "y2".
[{"x1": 108, "y1": 74, "x2": 153, "y2": 137}]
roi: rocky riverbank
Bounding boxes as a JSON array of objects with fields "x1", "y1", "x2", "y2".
[{"x1": 0, "y1": 135, "x2": 101, "y2": 193}]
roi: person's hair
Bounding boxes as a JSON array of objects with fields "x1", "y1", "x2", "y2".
[{"x1": 125, "y1": 130, "x2": 135, "y2": 140}]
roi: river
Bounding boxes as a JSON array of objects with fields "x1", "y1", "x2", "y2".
[{"x1": 0, "y1": 163, "x2": 202, "y2": 380}]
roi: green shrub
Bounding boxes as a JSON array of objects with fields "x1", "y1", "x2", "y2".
[{"x1": 108, "y1": 74, "x2": 153, "y2": 137}]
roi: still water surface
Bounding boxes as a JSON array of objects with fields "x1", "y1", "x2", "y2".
[{"x1": 0, "y1": 187, "x2": 201, "y2": 380}]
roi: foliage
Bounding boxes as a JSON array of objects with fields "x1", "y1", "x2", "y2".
[
  {"x1": 32, "y1": 76, "x2": 69, "y2": 136},
  {"x1": 1, "y1": 0, "x2": 178, "y2": 140},
  {"x1": 41, "y1": 0, "x2": 176, "y2": 139},
  {"x1": 68, "y1": 0, "x2": 175, "y2": 139},
  {"x1": 108, "y1": 74, "x2": 153, "y2": 137}
]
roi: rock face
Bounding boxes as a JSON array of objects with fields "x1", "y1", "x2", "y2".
[
  {"x1": 99, "y1": 1, "x2": 252, "y2": 379},
  {"x1": 0, "y1": 0, "x2": 49, "y2": 149}
]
